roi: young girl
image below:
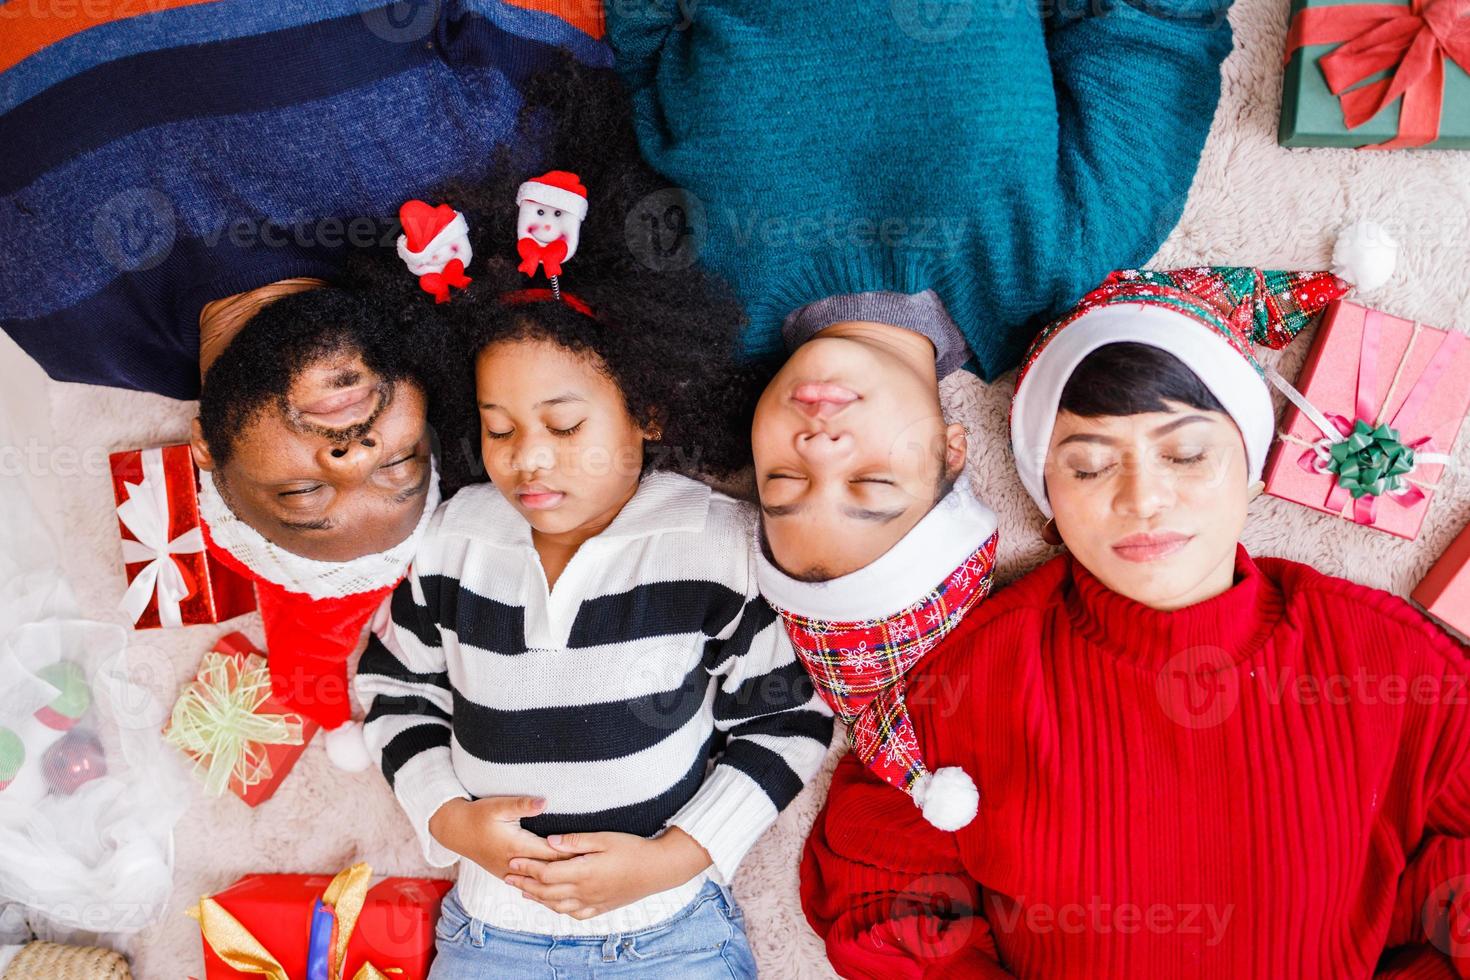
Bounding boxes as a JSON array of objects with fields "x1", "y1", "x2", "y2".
[{"x1": 354, "y1": 125, "x2": 832, "y2": 975}]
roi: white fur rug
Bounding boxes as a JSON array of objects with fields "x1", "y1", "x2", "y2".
[{"x1": 3, "y1": 0, "x2": 1468, "y2": 974}]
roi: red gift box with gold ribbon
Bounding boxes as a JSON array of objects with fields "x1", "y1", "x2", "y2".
[
  {"x1": 109, "y1": 445, "x2": 255, "y2": 628},
  {"x1": 190, "y1": 864, "x2": 452, "y2": 980}
]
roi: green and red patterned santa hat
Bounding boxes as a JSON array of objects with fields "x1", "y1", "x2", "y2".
[{"x1": 1010, "y1": 222, "x2": 1398, "y2": 517}]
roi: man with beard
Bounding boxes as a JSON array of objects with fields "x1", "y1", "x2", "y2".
[
  {"x1": 0, "y1": 3, "x2": 608, "y2": 744},
  {"x1": 189, "y1": 286, "x2": 441, "y2": 744}
]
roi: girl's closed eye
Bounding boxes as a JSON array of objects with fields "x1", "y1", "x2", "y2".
[{"x1": 549, "y1": 421, "x2": 585, "y2": 437}]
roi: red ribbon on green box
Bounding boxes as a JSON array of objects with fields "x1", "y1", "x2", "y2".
[{"x1": 1284, "y1": 0, "x2": 1470, "y2": 148}]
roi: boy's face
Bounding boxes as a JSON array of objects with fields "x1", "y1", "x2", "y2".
[
  {"x1": 752, "y1": 322, "x2": 965, "y2": 580},
  {"x1": 1044, "y1": 403, "x2": 1249, "y2": 610}
]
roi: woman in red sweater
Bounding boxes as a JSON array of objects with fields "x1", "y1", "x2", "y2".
[{"x1": 801, "y1": 252, "x2": 1470, "y2": 978}]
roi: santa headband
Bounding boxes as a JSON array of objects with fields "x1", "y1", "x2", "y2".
[
  {"x1": 195, "y1": 459, "x2": 440, "y2": 600},
  {"x1": 394, "y1": 171, "x2": 591, "y2": 310},
  {"x1": 1010, "y1": 222, "x2": 1397, "y2": 518}
]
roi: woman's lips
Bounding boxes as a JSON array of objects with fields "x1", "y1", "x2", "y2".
[
  {"x1": 1111, "y1": 532, "x2": 1193, "y2": 563},
  {"x1": 294, "y1": 385, "x2": 378, "y2": 427}
]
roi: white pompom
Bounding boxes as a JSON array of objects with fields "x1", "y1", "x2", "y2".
[
  {"x1": 324, "y1": 721, "x2": 373, "y2": 773},
  {"x1": 1332, "y1": 220, "x2": 1398, "y2": 293},
  {"x1": 911, "y1": 766, "x2": 979, "y2": 831}
]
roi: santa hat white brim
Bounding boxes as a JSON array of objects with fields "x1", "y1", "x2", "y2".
[
  {"x1": 396, "y1": 212, "x2": 469, "y2": 263},
  {"x1": 516, "y1": 181, "x2": 588, "y2": 221},
  {"x1": 197, "y1": 459, "x2": 441, "y2": 600},
  {"x1": 756, "y1": 483, "x2": 998, "y2": 622},
  {"x1": 1009, "y1": 304, "x2": 1273, "y2": 520}
]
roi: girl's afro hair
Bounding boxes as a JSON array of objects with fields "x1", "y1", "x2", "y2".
[{"x1": 345, "y1": 54, "x2": 770, "y2": 497}]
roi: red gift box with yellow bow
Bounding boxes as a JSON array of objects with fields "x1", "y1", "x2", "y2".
[{"x1": 189, "y1": 864, "x2": 452, "y2": 980}]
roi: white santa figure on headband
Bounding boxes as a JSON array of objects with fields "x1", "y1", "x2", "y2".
[
  {"x1": 396, "y1": 201, "x2": 473, "y2": 304},
  {"x1": 515, "y1": 170, "x2": 587, "y2": 282}
]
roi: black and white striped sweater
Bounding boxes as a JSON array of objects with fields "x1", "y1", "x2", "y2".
[{"x1": 356, "y1": 472, "x2": 833, "y2": 935}]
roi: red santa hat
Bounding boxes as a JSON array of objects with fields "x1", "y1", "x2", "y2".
[
  {"x1": 194, "y1": 463, "x2": 440, "y2": 737},
  {"x1": 396, "y1": 201, "x2": 469, "y2": 262},
  {"x1": 1010, "y1": 222, "x2": 1397, "y2": 517},
  {"x1": 515, "y1": 171, "x2": 589, "y2": 219}
]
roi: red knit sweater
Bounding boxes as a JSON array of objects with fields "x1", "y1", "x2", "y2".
[{"x1": 802, "y1": 546, "x2": 1470, "y2": 979}]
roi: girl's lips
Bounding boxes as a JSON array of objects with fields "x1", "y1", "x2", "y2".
[
  {"x1": 294, "y1": 385, "x2": 378, "y2": 427},
  {"x1": 1111, "y1": 532, "x2": 1193, "y2": 563},
  {"x1": 517, "y1": 490, "x2": 566, "y2": 511}
]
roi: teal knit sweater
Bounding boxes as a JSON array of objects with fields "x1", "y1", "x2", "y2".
[{"x1": 606, "y1": 0, "x2": 1234, "y2": 379}]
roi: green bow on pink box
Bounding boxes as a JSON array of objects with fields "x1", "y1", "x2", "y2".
[{"x1": 1272, "y1": 310, "x2": 1462, "y2": 527}]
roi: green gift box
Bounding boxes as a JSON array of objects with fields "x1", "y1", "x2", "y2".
[{"x1": 1279, "y1": 0, "x2": 1470, "y2": 150}]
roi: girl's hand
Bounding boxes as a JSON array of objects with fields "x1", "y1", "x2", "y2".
[
  {"x1": 504, "y1": 827, "x2": 713, "y2": 920},
  {"x1": 428, "y1": 796, "x2": 565, "y2": 879}
]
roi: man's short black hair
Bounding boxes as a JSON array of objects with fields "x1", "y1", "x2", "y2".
[
  {"x1": 1058, "y1": 342, "x2": 1226, "y2": 418},
  {"x1": 198, "y1": 286, "x2": 416, "y2": 468}
]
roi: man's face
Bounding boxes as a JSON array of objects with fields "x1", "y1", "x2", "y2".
[
  {"x1": 193, "y1": 351, "x2": 432, "y2": 562},
  {"x1": 752, "y1": 322, "x2": 965, "y2": 580}
]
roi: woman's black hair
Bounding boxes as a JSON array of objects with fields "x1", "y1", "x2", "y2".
[
  {"x1": 344, "y1": 54, "x2": 767, "y2": 497},
  {"x1": 1058, "y1": 342, "x2": 1226, "y2": 418}
]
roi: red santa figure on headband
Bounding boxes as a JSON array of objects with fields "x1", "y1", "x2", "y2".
[
  {"x1": 396, "y1": 201, "x2": 473, "y2": 303},
  {"x1": 515, "y1": 171, "x2": 587, "y2": 282}
]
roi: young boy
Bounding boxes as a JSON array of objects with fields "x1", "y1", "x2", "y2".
[{"x1": 604, "y1": 6, "x2": 1238, "y2": 818}]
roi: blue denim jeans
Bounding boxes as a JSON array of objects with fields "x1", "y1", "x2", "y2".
[{"x1": 426, "y1": 880, "x2": 758, "y2": 979}]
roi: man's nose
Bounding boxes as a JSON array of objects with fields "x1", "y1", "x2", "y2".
[
  {"x1": 317, "y1": 431, "x2": 384, "y2": 479},
  {"x1": 793, "y1": 429, "x2": 853, "y2": 463}
]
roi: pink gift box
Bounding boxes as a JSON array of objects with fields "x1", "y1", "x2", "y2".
[
  {"x1": 1414, "y1": 522, "x2": 1470, "y2": 638},
  {"x1": 1264, "y1": 301, "x2": 1470, "y2": 540}
]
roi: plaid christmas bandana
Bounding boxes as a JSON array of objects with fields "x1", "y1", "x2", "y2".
[{"x1": 773, "y1": 531, "x2": 999, "y2": 798}]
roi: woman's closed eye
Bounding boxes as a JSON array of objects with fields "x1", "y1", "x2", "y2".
[{"x1": 1064, "y1": 453, "x2": 1116, "y2": 481}]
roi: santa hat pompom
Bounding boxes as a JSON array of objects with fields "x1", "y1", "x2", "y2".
[
  {"x1": 1332, "y1": 220, "x2": 1398, "y2": 293},
  {"x1": 324, "y1": 721, "x2": 373, "y2": 773},
  {"x1": 912, "y1": 766, "x2": 980, "y2": 831}
]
